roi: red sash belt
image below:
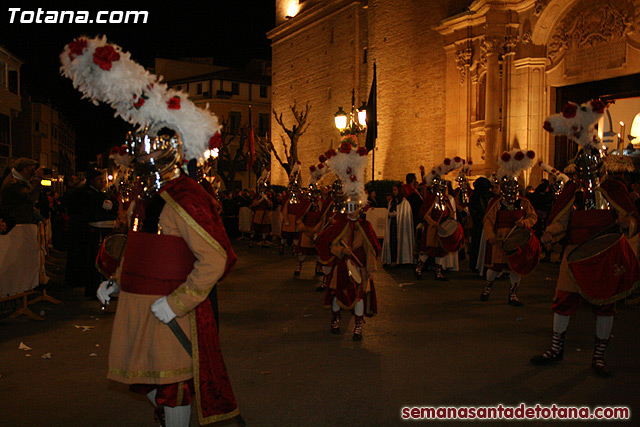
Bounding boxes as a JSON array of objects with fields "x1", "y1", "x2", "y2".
[
  {"x1": 120, "y1": 231, "x2": 196, "y2": 295},
  {"x1": 568, "y1": 210, "x2": 616, "y2": 245},
  {"x1": 496, "y1": 210, "x2": 524, "y2": 229}
]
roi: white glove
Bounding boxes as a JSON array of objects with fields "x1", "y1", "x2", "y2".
[
  {"x1": 540, "y1": 232, "x2": 553, "y2": 245},
  {"x1": 151, "y1": 296, "x2": 177, "y2": 324},
  {"x1": 97, "y1": 280, "x2": 119, "y2": 305},
  {"x1": 102, "y1": 200, "x2": 114, "y2": 210}
]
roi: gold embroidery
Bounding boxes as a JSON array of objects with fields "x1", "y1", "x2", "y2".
[
  {"x1": 170, "y1": 293, "x2": 189, "y2": 314},
  {"x1": 174, "y1": 283, "x2": 215, "y2": 298},
  {"x1": 108, "y1": 365, "x2": 192, "y2": 379},
  {"x1": 176, "y1": 381, "x2": 184, "y2": 406},
  {"x1": 160, "y1": 192, "x2": 229, "y2": 261}
]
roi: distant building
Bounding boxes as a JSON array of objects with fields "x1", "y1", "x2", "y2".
[
  {"x1": 0, "y1": 46, "x2": 22, "y2": 173},
  {"x1": 158, "y1": 58, "x2": 272, "y2": 189},
  {"x1": 12, "y1": 98, "x2": 76, "y2": 177},
  {"x1": 269, "y1": 0, "x2": 640, "y2": 185}
]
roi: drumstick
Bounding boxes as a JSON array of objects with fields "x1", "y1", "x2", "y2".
[{"x1": 339, "y1": 239, "x2": 364, "y2": 268}]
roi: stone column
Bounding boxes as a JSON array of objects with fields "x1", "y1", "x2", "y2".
[{"x1": 483, "y1": 36, "x2": 503, "y2": 172}]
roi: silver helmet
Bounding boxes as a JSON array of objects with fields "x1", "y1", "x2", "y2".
[
  {"x1": 499, "y1": 176, "x2": 519, "y2": 205},
  {"x1": 126, "y1": 127, "x2": 183, "y2": 195}
]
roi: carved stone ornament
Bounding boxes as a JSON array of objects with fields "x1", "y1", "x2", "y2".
[
  {"x1": 479, "y1": 36, "x2": 503, "y2": 67},
  {"x1": 455, "y1": 43, "x2": 473, "y2": 82},
  {"x1": 534, "y1": 0, "x2": 548, "y2": 17},
  {"x1": 547, "y1": 0, "x2": 635, "y2": 63},
  {"x1": 520, "y1": 30, "x2": 533, "y2": 46}
]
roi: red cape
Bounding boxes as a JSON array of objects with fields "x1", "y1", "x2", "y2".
[
  {"x1": 160, "y1": 175, "x2": 239, "y2": 424},
  {"x1": 315, "y1": 216, "x2": 380, "y2": 263}
]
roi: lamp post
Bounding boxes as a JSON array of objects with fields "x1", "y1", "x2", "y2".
[{"x1": 334, "y1": 89, "x2": 367, "y2": 136}]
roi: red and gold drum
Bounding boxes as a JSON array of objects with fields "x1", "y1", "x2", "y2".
[
  {"x1": 567, "y1": 233, "x2": 640, "y2": 304},
  {"x1": 96, "y1": 233, "x2": 127, "y2": 278},
  {"x1": 502, "y1": 227, "x2": 540, "y2": 275},
  {"x1": 437, "y1": 219, "x2": 465, "y2": 253}
]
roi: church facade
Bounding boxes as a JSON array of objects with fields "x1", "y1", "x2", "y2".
[{"x1": 269, "y1": 0, "x2": 640, "y2": 185}]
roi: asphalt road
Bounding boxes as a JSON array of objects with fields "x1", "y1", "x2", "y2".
[{"x1": 1, "y1": 240, "x2": 639, "y2": 426}]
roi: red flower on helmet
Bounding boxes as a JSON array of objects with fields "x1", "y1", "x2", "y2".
[
  {"x1": 543, "y1": 121, "x2": 554, "y2": 133},
  {"x1": 501, "y1": 152, "x2": 511, "y2": 162},
  {"x1": 514, "y1": 151, "x2": 525, "y2": 161},
  {"x1": 454, "y1": 156, "x2": 462, "y2": 163},
  {"x1": 319, "y1": 155, "x2": 327, "y2": 163},
  {"x1": 339, "y1": 141, "x2": 352, "y2": 153},
  {"x1": 133, "y1": 95, "x2": 146, "y2": 109},
  {"x1": 309, "y1": 165, "x2": 316, "y2": 173},
  {"x1": 109, "y1": 146, "x2": 119, "y2": 155},
  {"x1": 326, "y1": 149, "x2": 337, "y2": 158},
  {"x1": 591, "y1": 99, "x2": 606, "y2": 114},
  {"x1": 68, "y1": 38, "x2": 87, "y2": 59},
  {"x1": 526, "y1": 150, "x2": 535, "y2": 159},
  {"x1": 208, "y1": 132, "x2": 222, "y2": 150},
  {"x1": 167, "y1": 96, "x2": 181, "y2": 110},
  {"x1": 357, "y1": 147, "x2": 367, "y2": 156},
  {"x1": 318, "y1": 163, "x2": 325, "y2": 169},
  {"x1": 346, "y1": 167, "x2": 352, "y2": 174},
  {"x1": 93, "y1": 45, "x2": 120, "y2": 71},
  {"x1": 444, "y1": 158, "x2": 451, "y2": 166},
  {"x1": 118, "y1": 146, "x2": 128, "y2": 156},
  {"x1": 350, "y1": 174, "x2": 357, "y2": 182},
  {"x1": 562, "y1": 103, "x2": 577, "y2": 118}
]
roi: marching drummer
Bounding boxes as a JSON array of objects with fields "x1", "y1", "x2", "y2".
[
  {"x1": 531, "y1": 99, "x2": 640, "y2": 377},
  {"x1": 481, "y1": 149, "x2": 538, "y2": 306},
  {"x1": 415, "y1": 157, "x2": 465, "y2": 281},
  {"x1": 315, "y1": 140, "x2": 379, "y2": 341}
]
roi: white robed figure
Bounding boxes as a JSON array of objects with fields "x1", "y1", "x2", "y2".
[{"x1": 382, "y1": 183, "x2": 415, "y2": 265}]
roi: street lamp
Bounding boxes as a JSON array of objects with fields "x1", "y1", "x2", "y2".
[{"x1": 334, "y1": 89, "x2": 367, "y2": 136}]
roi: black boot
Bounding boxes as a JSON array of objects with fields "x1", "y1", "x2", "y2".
[
  {"x1": 294, "y1": 261, "x2": 302, "y2": 276},
  {"x1": 592, "y1": 337, "x2": 611, "y2": 377},
  {"x1": 330, "y1": 310, "x2": 341, "y2": 334},
  {"x1": 435, "y1": 265, "x2": 448, "y2": 281},
  {"x1": 353, "y1": 315, "x2": 364, "y2": 341},
  {"x1": 314, "y1": 261, "x2": 323, "y2": 276},
  {"x1": 316, "y1": 273, "x2": 328, "y2": 292},
  {"x1": 530, "y1": 331, "x2": 565, "y2": 365},
  {"x1": 415, "y1": 261, "x2": 424, "y2": 279},
  {"x1": 508, "y1": 281, "x2": 524, "y2": 306},
  {"x1": 480, "y1": 281, "x2": 493, "y2": 301}
]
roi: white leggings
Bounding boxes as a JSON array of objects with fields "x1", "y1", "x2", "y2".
[
  {"x1": 333, "y1": 296, "x2": 364, "y2": 316},
  {"x1": 486, "y1": 269, "x2": 520, "y2": 285}
]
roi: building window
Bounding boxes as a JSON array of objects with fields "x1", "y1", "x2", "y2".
[
  {"x1": 231, "y1": 82, "x2": 239, "y2": 95},
  {"x1": 363, "y1": 47, "x2": 368, "y2": 64},
  {"x1": 228, "y1": 111, "x2": 241, "y2": 135},
  {"x1": 259, "y1": 85, "x2": 268, "y2": 98},
  {"x1": 258, "y1": 113, "x2": 269, "y2": 136},
  {"x1": 197, "y1": 83, "x2": 203, "y2": 95}
]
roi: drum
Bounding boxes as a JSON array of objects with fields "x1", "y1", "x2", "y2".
[
  {"x1": 502, "y1": 227, "x2": 540, "y2": 275},
  {"x1": 437, "y1": 219, "x2": 464, "y2": 253},
  {"x1": 96, "y1": 233, "x2": 127, "y2": 278},
  {"x1": 567, "y1": 233, "x2": 640, "y2": 304},
  {"x1": 346, "y1": 259, "x2": 362, "y2": 284}
]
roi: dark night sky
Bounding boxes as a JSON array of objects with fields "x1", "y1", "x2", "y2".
[{"x1": 0, "y1": 1, "x2": 275, "y2": 170}]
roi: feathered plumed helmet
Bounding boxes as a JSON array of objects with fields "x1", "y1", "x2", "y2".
[
  {"x1": 543, "y1": 99, "x2": 606, "y2": 179},
  {"x1": 257, "y1": 167, "x2": 271, "y2": 188},
  {"x1": 497, "y1": 149, "x2": 536, "y2": 203},
  {"x1": 538, "y1": 160, "x2": 569, "y2": 196},
  {"x1": 60, "y1": 36, "x2": 222, "y2": 192},
  {"x1": 323, "y1": 138, "x2": 369, "y2": 213},
  {"x1": 424, "y1": 157, "x2": 465, "y2": 196}
]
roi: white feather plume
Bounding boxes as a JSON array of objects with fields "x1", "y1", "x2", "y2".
[
  {"x1": 60, "y1": 36, "x2": 220, "y2": 161},
  {"x1": 497, "y1": 149, "x2": 536, "y2": 179},
  {"x1": 537, "y1": 160, "x2": 569, "y2": 184},
  {"x1": 324, "y1": 148, "x2": 368, "y2": 202},
  {"x1": 543, "y1": 99, "x2": 606, "y2": 150}
]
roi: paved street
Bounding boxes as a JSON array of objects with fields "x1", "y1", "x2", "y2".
[{"x1": 1, "y1": 240, "x2": 639, "y2": 426}]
